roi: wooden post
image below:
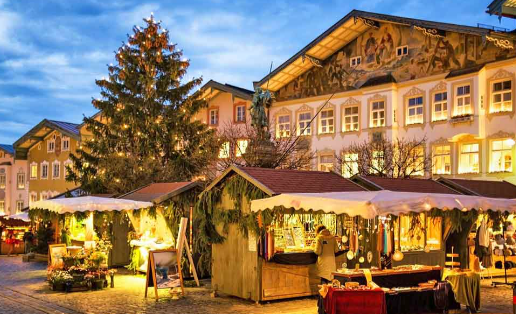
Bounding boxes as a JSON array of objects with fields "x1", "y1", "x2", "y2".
[{"x1": 177, "y1": 217, "x2": 199, "y2": 287}]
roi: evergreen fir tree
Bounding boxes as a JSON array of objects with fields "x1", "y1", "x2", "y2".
[{"x1": 68, "y1": 15, "x2": 218, "y2": 194}]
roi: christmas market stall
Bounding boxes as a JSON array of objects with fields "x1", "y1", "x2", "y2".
[
  {"x1": 0, "y1": 213, "x2": 31, "y2": 255},
  {"x1": 251, "y1": 190, "x2": 516, "y2": 313},
  {"x1": 29, "y1": 196, "x2": 152, "y2": 292},
  {"x1": 118, "y1": 181, "x2": 202, "y2": 275},
  {"x1": 196, "y1": 165, "x2": 367, "y2": 302}
]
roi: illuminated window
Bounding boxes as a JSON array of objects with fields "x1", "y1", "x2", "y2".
[
  {"x1": 432, "y1": 145, "x2": 451, "y2": 175},
  {"x1": 235, "y1": 105, "x2": 246, "y2": 122},
  {"x1": 52, "y1": 161, "x2": 60, "y2": 179},
  {"x1": 41, "y1": 162, "x2": 49, "y2": 179},
  {"x1": 342, "y1": 153, "x2": 358, "y2": 178},
  {"x1": 30, "y1": 193, "x2": 38, "y2": 204},
  {"x1": 459, "y1": 143, "x2": 479, "y2": 174},
  {"x1": 17, "y1": 172, "x2": 25, "y2": 189},
  {"x1": 371, "y1": 150, "x2": 384, "y2": 174},
  {"x1": 62, "y1": 137, "x2": 70, "y2": 151},
  {"x1": 209, "y1": 109, "x2": 219, "y2": 126},
  {"x1": 277, "y1": 115, "x2": 291, "y2": 138},
  {"x1": 343, "y1": 106, "x2": 359, "y2": 132},
  {"x1": 432, "y1": 92, "x2": 448, "y2": 121},
  {"x1": 0, "y1": 174, "x2": 5, "y2": 189},
  {"x1": 319, "y1": 155, "x2": 334, "y2": 172},
  {"x1": 406, "y1": 146, "x2": 425, "y2": 176},
  {"x1": 297, "y1": 112, "x2": 312, "y2": 135},
  {"x1": 319, "y1": 109, "x2": 334, "y2": 134},
  {"x1": 0, "y1": 201, "x2": 4, "y2": 214},
  {"x1": 491, "y1": 80, "x2": 512, "y2": 113},
  {"x1": 490, "y1": 139, "x2": 514, "y2": 172},
  {"x1": 16, "y1": 201, "x2": 24, "y2": 212},
  {"x1": 235, "y1": 140, "x2": 248, "y2": 157},
  {"x1": 406, "y1": 96, "x2": 423, "y2": 125},
  {"x1": 426, "y1": 216, "x2": 442, "y2": 250},
  {"x1": 395, "y1": 214, "x2": 442, "y2": 252},
  {"x1": 218, "y1": 142, "x2": 230, "y2": 159},
  {"x1": 370, "y1": 101, "x2": 385, "y2": 127},
  {"x1": 30, "y1": 163, "x2": 38, "y2": 179},
  {"x1": 455, "y1": 85, "x2": 471, "y2": 116}
]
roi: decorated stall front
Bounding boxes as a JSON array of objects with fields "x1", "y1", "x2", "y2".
[
  {"x1": 29, "y1": 196, "x2": 152, "y2": 292},
  {"x1": 0, "y1": 213, "x2": 31, "y2": 255},
  {"x1": 251, "y1": 191, "x2": 516, "y2": 313}
]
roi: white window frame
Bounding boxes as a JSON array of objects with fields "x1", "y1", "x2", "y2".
[
  {"x1": 319, "y1": 109, "x2": 335, "y2": 134},
  {"x1": 16, "y1": 200, "x2": 24, "y2": 212},
  {"x1": 276, "y1": 114, "x2": 291, "y2": 138},
  {"x1": 41, "y1": 161, "x2": 49, "y2": 179},
  {"x1": 62, "y1": 136, "x2": 70, "y2": 151},
  {"x1": 209, "y1": 108, "x2": 219, "y2": 126},
  {"x1": 30, "y1": 192, "x2": 38, "y2": 204},
  {"x1": 350, "y1": 56, "x2": 362, "y2": 67},
  {"x1": 342, "y1": 153, "x2": 359, "y2": 178},
  {"x1": 406, "y1": 96, "x2": 424, "y2": 125},
  {"x1": 432, "y1": 145, "x2": 451, "y2": 175},
  {"x1": 47, "y1": 136, "x2": 56, "y2": 153},
  {"x1": 235, "y1": 140, "x2": 248, "y2": 157},
  {"x1": 396, "y1": 45, "x2": 408, "y2": 57},
  {"x1": 371, "y1": 150, "x2": 385, "y2": 174},
  {"x1": 490, "y1": 139, "x2": 514, "y2": 173},
  {"x1": 30, "y1": 162, "x2": 38, "y2": 179},
  {"x1": 455, "y1": 84, "x2": 472, "y2": 116},
  {"x1": 459, "y1": 143, "x2": 479, "y2": 174},
  {"x1": 297, "y1": 112, "x2": 312, "y2": 136},
  {"x1": 17, "y1": 172, "x2": 25, "y2": 189},
  {"x1": 218, "y1": 142, "x2": 230, "y2": 159},
  {"x1": 235, "y1": 105, "x2": 246, "y2": 123},
  {"x1": 491, "y1": 80, "x2": 512, "y2": 113},
  {"x1": 343, "y1": 106, "x2": 359, "y2": 132},
  {"x1": 432, "y1": 92, "x2": 448, "y2": 121},
  {"x1": 370, "y1": 101, "x2": 385, "y2": 128},
  {"x1": 41, "y1": 192, "x2": 49, "y2": 201},
  {"x1": 52, "y1": 161, "x2": 60, "y2": 179},
  {"x1": 0, "y1": 173, "x2": 5, "y2": 189},
  {"x1": 318, "y1": 154, "x2": 335, "y2": 172}
]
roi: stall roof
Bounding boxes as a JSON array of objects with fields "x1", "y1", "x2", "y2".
[
  {"x1": 207, "y1": 165, "x2": 366, "y2": 196},
  {"x1": 30, "y1": 196, "x2": 152, "y2": 214},
  {"x1": 250, "y1": 190, "x2": 516, "y2": 219},
  {"x1": 437, "y1": 178, "x2": 516, "y2": 199},
  {"x1": 352, "y1": 175, "x2": 460, "y2": 194},
  {"x1": 118, "y1": 182, "x2": 201, "y2": 204}
]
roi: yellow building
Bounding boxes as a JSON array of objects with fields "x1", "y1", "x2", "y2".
[{"x1": 14, "y1": 119, "x2": 81, "y2": 204}]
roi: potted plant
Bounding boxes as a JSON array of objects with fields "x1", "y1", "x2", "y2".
[
  {"x1": 49, "y1": 270, "x2": 73, "y2": 292},
  {"x1": 90, "y1": 271, "x2": 106, "y2": 290}
]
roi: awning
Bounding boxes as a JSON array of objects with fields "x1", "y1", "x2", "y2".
[
  {"x1": 6, "y1": 212, "x2": 30, "y2": 222},
  {"x1": 30, "y1": 196, "x2": 152, "y2": 215},
  {"x1": 250, "y1": 190, "x2": 516, "y2": 219}
]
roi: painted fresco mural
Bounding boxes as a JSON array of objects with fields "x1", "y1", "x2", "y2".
[{"x1": 276, "y1": 22, "x2": 516, "y2": 101}]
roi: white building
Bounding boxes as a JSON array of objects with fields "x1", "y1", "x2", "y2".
[{"x1": 0, "y1": 144, "x2": 28, "y2": 215}]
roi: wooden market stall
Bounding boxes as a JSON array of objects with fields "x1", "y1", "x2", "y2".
[
  {"x1": 200, "y1": 165, "x2": 366, "y2": 302},
  {"x1": 0, "y1": 213, "x2": 31, "y2": 255}
]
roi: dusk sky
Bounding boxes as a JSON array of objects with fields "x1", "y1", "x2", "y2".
[{"x1": 0, "y1": 0, "x2": 514, "y2": 144}]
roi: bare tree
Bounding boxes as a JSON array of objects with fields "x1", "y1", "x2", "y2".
[
  {"x1": 337, "y1": 136, "x2": 432, "y2": 178},
  {"x1": 216, "y1": 121, "x2": 314, "y2": 172}
]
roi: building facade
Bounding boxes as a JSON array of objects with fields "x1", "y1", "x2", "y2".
[
  {"x1": 249, "y1": 10, "x2": 516, "y2": 184},
  {"x1": 13, "y1": 120, "x2": 80, "y2": 205},
  {"x1": 0, "y1": 144, "x2": 28, "y2": 215}
]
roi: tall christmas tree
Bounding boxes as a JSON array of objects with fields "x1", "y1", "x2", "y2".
[{"x1": 68, "y1": 15, "x2": 218, "y2": 194}]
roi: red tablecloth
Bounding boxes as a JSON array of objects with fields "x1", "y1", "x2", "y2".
[{"x1": 324, "y1": 287, "x2": 387, "y2": 314}]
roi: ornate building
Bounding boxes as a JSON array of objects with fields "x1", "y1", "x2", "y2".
[
  {"x1": 250, "y1": 10, "x2": 516, "y2": 184},
  {"x1": 0, "y1": 144, "x2": 28, "y2": 215}
]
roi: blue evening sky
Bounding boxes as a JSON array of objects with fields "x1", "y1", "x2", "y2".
[{"x1": 0, "y1": 0, "x2": 514, "y2": 144}]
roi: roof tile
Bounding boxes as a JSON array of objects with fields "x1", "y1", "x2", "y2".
[
  {"x1": 357, "y1": 176, "x2": 460, "y2": 194},
  {"x1": 443, "y1": 178, "x2": 516, "y2": 199},
  {"x1": 120, "y1": 182, "x2": 196, "y2": 203}
]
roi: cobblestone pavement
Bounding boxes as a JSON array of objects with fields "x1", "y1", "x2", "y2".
[{"x1": 0, "y1": 256, "x2": 514, "y2": 314}]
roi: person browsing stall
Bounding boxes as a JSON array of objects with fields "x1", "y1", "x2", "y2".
[{"x1": 314, "y1": 224, "x2": 339, "y2": 283}]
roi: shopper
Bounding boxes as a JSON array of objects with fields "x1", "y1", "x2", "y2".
[
  {"x1": 23, "y1": 228, "x2": 34, "y2": 254},
  {"x1": 6, "y1": 231, "x2": 15, "y2": 256},
  {"x1": 314, "y1": 224, "x2": 339, "y2": 314}
]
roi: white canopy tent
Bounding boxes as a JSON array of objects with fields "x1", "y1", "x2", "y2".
[
  {"x1": 250, "y1": 190, "x2": 516, "y2": 219},
  {"x1": 30, "y1": 196, "x2": 152, "y2": 214},
  {"x1": 6, "y1": 212, "x2": 30, "y2": 222}
]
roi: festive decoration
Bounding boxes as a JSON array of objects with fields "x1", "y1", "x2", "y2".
[{"x1": 67, "y1": 15, "x2": 218, "y2": 194}]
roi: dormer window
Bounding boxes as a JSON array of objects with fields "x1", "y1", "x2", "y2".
[
  {"x1": 396, "y1": 45, "x2": 408, "y2": 57},
  {"x1": 350, "y1": 56, "x2": 362, "y2": 67}
]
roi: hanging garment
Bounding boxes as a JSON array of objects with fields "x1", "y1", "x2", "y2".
[
  {"x1": 376, "y1": 223, "x2": 384, "y2": 253},
  {"x1": 478, "y1": 219, "x2": 489, "y2": 247}
]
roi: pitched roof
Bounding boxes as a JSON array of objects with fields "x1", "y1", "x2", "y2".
[
  {"x1": 119, "y1": 182, "x2": 201, "y2": 204},
  {"x1": 0, "y1": 144, "x2": 14, "y2": 155},
  {"x1": 13, "y1": 119, "x2": 81, "y2": 159},
  {"x1": 437, "y1": 178, "x2": 516, "y2": 199},
  {"x1": 445, "y1": 64, "x2": 486, "y2": 79},
  {"x1": 352, "y1": 175, "x2": 460, "y2": 194},
  {"x1": 200, "y1": 80, "x2": 254, "y2": 101},
  {"x1": 207, "y1": 165, "x2": 365, "y2": 196},
  {"x1": 254, "y1": 9, "x2": 512, "y2": 92}
]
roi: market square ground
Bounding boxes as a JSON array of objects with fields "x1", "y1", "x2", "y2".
[{"x1": 0, "y1": 256, "x2": 513, "y2": 314}]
